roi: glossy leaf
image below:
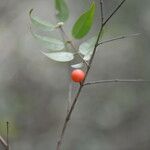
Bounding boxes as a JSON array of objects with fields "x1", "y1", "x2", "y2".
[
  {"x1": 42, "y1": 52, "x2": 74, "y2": 62},
  {"x1": 29, "y1": 9, "x2": 55, "y2": 31},
  {"x1": 31, "y1": 31, "x2": 65, "y2": 50},
  {"x1": 72, "y1": 2, "x2": 95, "y2": 39},
  {"x1": 71, "y1": 63, "x2": 84, "y2": 68},
  {"x1": 55, "y1": 0, "x2": 69, "y2": 22},
  {"x1": 79, "y1": 36, "x2": 97, "y2": 55}
]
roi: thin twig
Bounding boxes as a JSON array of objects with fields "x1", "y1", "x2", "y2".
[
  {"x1": 103, "y1": 0, "x2": 126, "y2": 26},
  {"x1": 6, "y1": 122, "x2": 9, "y2": 150},
  {"x1": 98, "y1": 33, "x2": 141, "y2": 45},
  {"x1": 56, "y1": 1, "x2": 105, "y2": 150},
  {"x1": 60, "y1": 26, "x2": 89, "y2": 66},
  {"x1": 0, "y1": 122, "x2": 7, "y2": 148},
  {"x1": 0, "y1": 136, "x2": 7, "y2": 148},
  {"x1": 59, "y1": 27, "x2": 72, "y2": 45},
  {"x1": 78, "y1": 53, "x2": 89, "y2": 67},
  {"x1": 56, "y1": 85, "x2": 83, "y2": 150},
  {"x1": 100, "y1": 0, "x2": 104, "y2": 24},
  {"x1": 56, "y1": 1, "x2": 127, "y2": 150},
  {"x1": 84, "y1": 79, "x2": 150, "y2": 86},
  {"x1": 59, "y1": 26, "x2": 76, "y2": 52}
]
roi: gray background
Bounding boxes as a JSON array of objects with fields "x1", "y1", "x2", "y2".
[{"x1": 0, "y1": 0, "x2": 150, "y2": 150}]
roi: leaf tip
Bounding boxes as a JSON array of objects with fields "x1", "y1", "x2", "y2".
[{"x1": 72, "y1": 1, "x2": 96, "y2": 39}]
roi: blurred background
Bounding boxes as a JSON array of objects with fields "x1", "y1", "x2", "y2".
[{"x1": 0, "y1": 0, "x2": 150, "y2": 150}]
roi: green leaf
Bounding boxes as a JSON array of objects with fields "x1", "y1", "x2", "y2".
[
  {"x1": 79, "y1": 36, "x2": 97, "y2": 56},
  {"x1": 71, "y1": 63, "x2": 83, "y2": 68},
  {"x1": 42, "y1": 52, "x2": 74, "y2": 62},
  {"x1": 55, "y1": 0, "x2": 69, "y2": 22},
  {"x1": 72, "y1": 2, "x2": 95, "y2": 39},
  {"x1": 29, "y1": 9, "x2": 55, "y2": 31},
  {"x1": 31, "y1": 31, "x2": 65, "y2": 50}
]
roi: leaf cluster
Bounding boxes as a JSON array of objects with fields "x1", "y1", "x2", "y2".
[{"x1": 29, "y1": 0, "x2": 96, "y2": 65}]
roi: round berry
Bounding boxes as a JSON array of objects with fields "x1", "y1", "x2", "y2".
[{"x1": 71, "y1": 69, "x2": 85, "y2": 83}]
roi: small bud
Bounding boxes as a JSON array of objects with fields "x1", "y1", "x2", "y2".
[{"x1": 55, "y1": 22, "x2": 64, "y2": 28}]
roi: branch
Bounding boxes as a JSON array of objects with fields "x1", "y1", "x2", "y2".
[
  {"x1": 98, "y1": 33, "x2": 141, "y2": 45},
  {"x1": 77, "y1": 53, "x2": 89, "y2": 67},
  {"x1": 6, "y1": 122, "x2": 9, "y2": 150},
  {"x1": 56, "y1": 1, "x2": 106, "y2": 150},
  {"x1": 84, "y1": 79, "x2": 150, "y2": 86},
  {"x1": 56, "y1": 1, "x2": 127, "y2": 150},
  {"x1": 100, "y1": 0, "x2": 104, "y2": 24},
  {"x1": 56, "y1": 25, "x2": 85, "y2": 150},
  {"x1": 0, "y1": 122, "x2": 9, "y2": 150},
  {"x1": 0, "y1": 135, "x2": 7, "y2": 148},
  {"x1": 103, "y1": 0, "x2": 127, "y2": 26},
  {"x1": 56, "y1": 85, "x2": 83, "y2": 150},
  {"x1": 59, "y1": 26, "x2": 89, "y2": 67}
]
